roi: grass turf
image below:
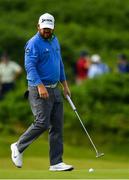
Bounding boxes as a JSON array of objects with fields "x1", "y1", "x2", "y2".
[
  {"x1": 0, "y1": 155, "x2": 129, "y2": 179},
  {"x1": 0, "y1": 164, "x2": 129, "y2": 179},
  {"x1": 0, "y1": 134, "x2": 128, "y2": 179}
]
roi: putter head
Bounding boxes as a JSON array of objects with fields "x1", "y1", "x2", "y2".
[{"x1": 96, "y1": 152, "x2": 104, "y2": 158}]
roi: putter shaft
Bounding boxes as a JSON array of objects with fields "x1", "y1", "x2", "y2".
[
  {"x1": 75, "y1": 110, "x2": 99, "y2": 155},
  {"x1": 66, "y1": 95, "x2": 104, "y2": 158}
]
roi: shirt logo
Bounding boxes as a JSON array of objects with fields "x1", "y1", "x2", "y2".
[{"x1": 25, "y1": 48, "x2": 30, "y2": 53}]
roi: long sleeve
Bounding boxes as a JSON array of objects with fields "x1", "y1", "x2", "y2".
[
  {"x1": 24, "y1": 42, "x2": 42, "y2": 86},
  {"x1": 59, "y1": 55, "x2": 66, "y2": 82}
]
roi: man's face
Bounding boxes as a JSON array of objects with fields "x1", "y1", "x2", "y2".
[{"x1": 38, "y1": 26, "x2": 53, "y2": 39}]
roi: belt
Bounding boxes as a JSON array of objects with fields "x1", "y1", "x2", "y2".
[{"x1": 45, "y1": 83, "x2": 57, "y2": 88}]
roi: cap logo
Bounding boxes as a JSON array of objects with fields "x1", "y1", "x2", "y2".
[{"x1": 42, "y1": 19, "x2": 53, "y2": 23}]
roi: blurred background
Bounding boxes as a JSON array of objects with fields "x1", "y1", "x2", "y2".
[{"x1": 0, "y1": 0, "x2": 129, "y2": 174}]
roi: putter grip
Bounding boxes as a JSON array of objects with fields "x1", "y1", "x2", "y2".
[{"x1": 66, "y1": 95, "x2": 76, "y2": 111}]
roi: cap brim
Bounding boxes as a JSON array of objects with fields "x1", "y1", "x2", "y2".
[{"x1": 39, "y1": 23, "x2": 54, "y2": 29}]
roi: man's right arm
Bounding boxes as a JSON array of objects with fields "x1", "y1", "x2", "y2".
[
  {"x1": 25, "y1": 42, "x2": 42, "y2": 86},
  {"x1": 25, "y1": 42, "x2": 49, "y2": 98}
]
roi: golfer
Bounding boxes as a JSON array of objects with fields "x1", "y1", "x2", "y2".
[{"x1": 11, "y1": 13, "x2": 73, "y2": 171}]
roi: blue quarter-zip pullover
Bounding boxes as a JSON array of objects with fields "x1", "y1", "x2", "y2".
[{"x1": 25, "y1": 32, "x2": 66, "y2": 86}]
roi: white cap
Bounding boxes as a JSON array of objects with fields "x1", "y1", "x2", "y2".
[
  {"x1": 91, "y1": 54, "x2": 101, "y2": 63},
  {"x1": 38, "y1": 13, "x2": 55, "y2": 29}
]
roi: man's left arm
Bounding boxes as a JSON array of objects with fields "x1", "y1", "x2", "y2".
[
  {"x1": 59, "y1": 59, "x2": 71, "y2": 97},
  {"x1": 60, "y1": 80, "x2": 71, "y2": 98}
]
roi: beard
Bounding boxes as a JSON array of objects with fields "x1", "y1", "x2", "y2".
[{"x1": 42, "y1": 31, "x2": 52, "y2": 39}]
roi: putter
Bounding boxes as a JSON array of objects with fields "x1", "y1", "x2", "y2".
[{"x1": 66, "y1": 95, "x2": 104, "y2": 158}]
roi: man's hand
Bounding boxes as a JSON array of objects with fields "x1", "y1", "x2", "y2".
[{"x1": 37, "y1": 84, "x2": 49, "y2": 99}]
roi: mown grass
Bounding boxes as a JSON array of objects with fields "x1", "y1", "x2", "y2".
[
  {"x1": 0, "y1": 168, "x2": 129, "y2": 179},
  {"x1": 0, "y1": 134, "x2": 128, "y2": 179},
  {"x1": 0, "y1": 158, "x2": 129, "y2": 179}
]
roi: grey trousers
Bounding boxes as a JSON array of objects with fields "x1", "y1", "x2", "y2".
[{"x1": 17, "y1": 86, "x2": 63, "y2": 165}]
